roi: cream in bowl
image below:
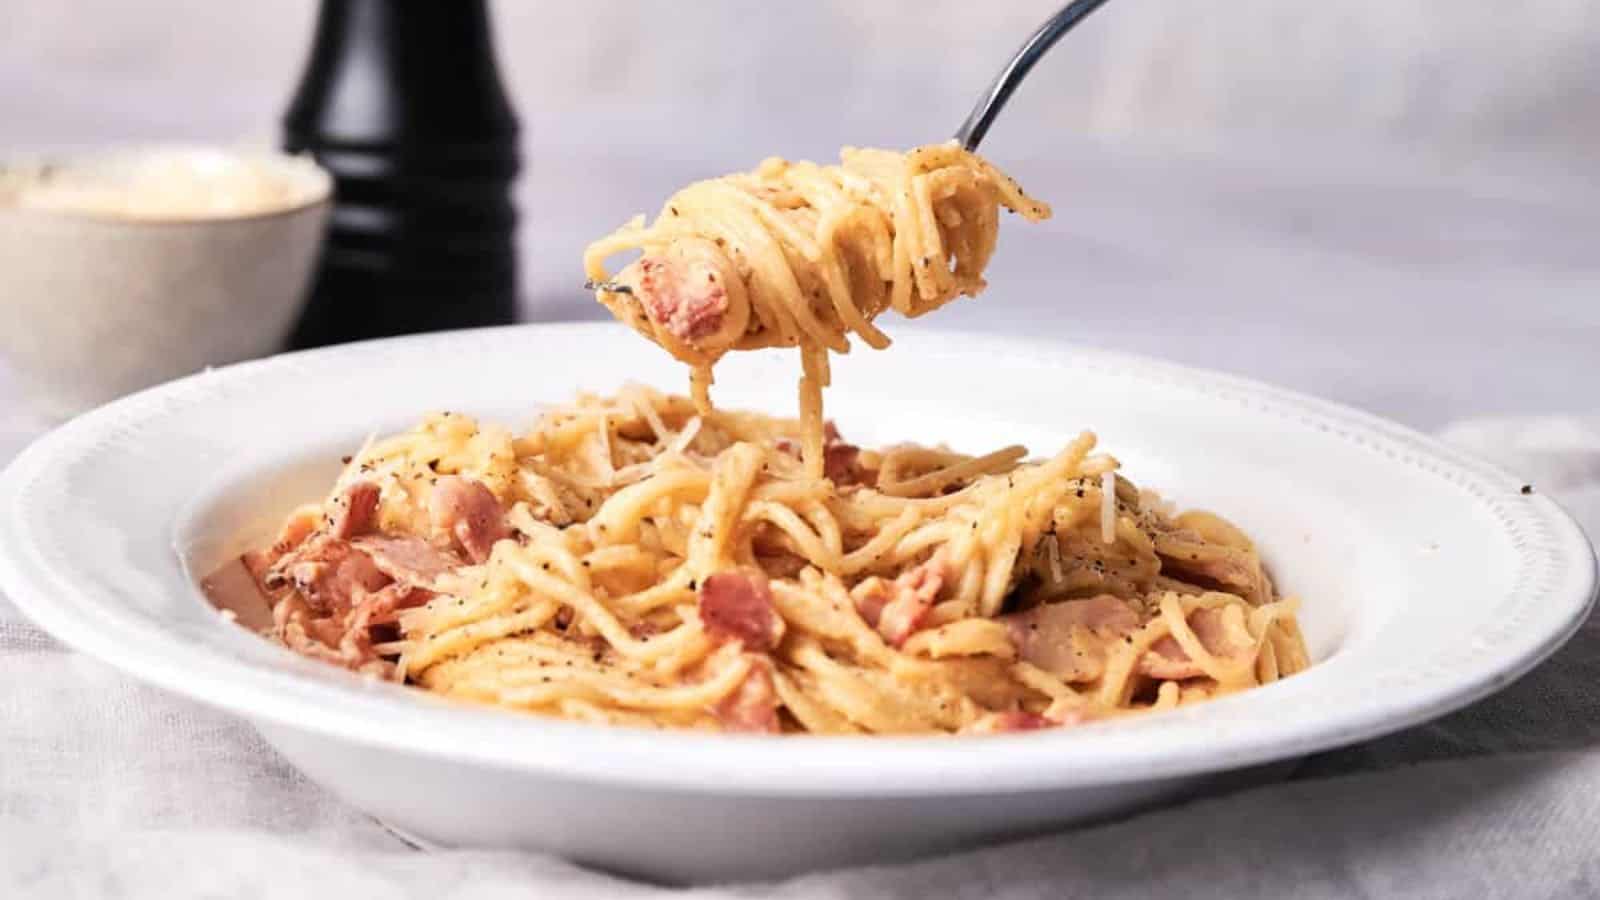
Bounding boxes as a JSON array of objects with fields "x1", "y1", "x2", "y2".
[{"x1": 0, "y1": 146, "x2": 331, "y2": 420}]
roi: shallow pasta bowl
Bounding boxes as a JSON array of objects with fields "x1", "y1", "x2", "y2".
[{"x1": 0, "y1": 323, "x2": 1592, "y2": 883}]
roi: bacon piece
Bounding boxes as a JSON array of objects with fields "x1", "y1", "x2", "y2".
[
  {"x1": 1139, "y1": 606, "x2": 1253, "y2": 679},
  {"x1": 275, "y1": 537, "x2": 390, "y2": 617},
  {"x1": 430, "y1": 476, "x2": 508, "y2": 564},
  {"x1": 200, "y1": 556, "x2": 276, "y2": 631},
  {"x1": 352, "y1": 535, "x2": 461, "y2": 588},
  {"x1": 967, "y1": 711, "x2": 1055, "y2": 734},
  {"x1": 824, "y1": 442, "x2": 863, "y2": 485},
  {"x1": 698, "y1": 570, "x2": 784, "y2": 651},
  {"x1": 1001, "y1": 594, "x2": 1141, "y2": 682},
  {"x1": 327, "y1": 480, "x2": 380, "y2": 540},
  {"x1": 349, "y1": 581, "x2": 435, "y2": 628},
  {"x1": 242, "y1": 506, "x2": 322, "y2": 586},
  {"x1": 619, "y1": 251, "x2": 730, "y2": 343},
  {"x1": 712, "y1": 661, "x2": 781, "y2": 734},
  {"x1": 1160, "y1": 548, "x2": 1265, "y2": 602},
  {"x1": 852, "y1": 578, "x2": 889, "y2": 628},
  {"x1": 854, "y1": 556, "x2": 945, "y2": 647}
]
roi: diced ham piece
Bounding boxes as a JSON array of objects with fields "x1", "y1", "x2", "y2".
[
  {"x1": 1139, "y1": 606, "x2": 1253, "y2": 680},
  {"x1": 854, "y1": 556, "x2": 945, "y2": 647},
  {"x1": 698, "y1": 570, "x2": 785, "y2": 651},
  {"x1": 352, "y1": 535, "x2": 462, "y2": 588},
  {"x1": 327, "y1": 480, "x2": 380, "y2": 540},
  {"x1": 1001, "y1": 594, "x2": 1141, "y2": 682},
  {"x1": 712, "y1": 661, "x2": 781, "y2": 734},
  {"x1": 430, "y1": 476, "x2": 508, "y2": 564}
]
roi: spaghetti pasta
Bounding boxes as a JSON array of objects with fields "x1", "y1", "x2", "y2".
[
  {"x1": 211, "y1": 386, "x2": 1310, "y2": 735},
  {"x1": 583, "y1": 143, "x2": 1049, "y2": 477}
]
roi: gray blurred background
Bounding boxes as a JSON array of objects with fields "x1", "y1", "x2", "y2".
[{"x1": 4, "y1": 0, "x2": 1597, "y2": 426}]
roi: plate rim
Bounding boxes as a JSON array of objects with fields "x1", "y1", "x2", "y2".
[{"x1": 1, "y1": 321, "x2": 1593, "y2": 796}]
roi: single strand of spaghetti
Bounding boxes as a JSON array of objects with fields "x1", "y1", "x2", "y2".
[
  {"x1": 662, "y1": 416, "x2": 704, "y2": 460},
  {"x1": 587, "y1": 469, "x2": 710, "y2": 544},
  {"x1": 689, "y1": 366, "x2": 715, "y2": 416},
  {"x1": 827, "y1": 494, "x2": 970, "y2": 535},
  {"x1": 908, "y1": 174, "x2": 950, "y2": 305},
  {"x1": 1272, "y1": 624, "x2": 1309, "y2": 677},
  {"x1": 1273, "y1": 614, "x2": 1311, "y2": 673},
  {"x1": 800, "y1": 502, "x2": 845, "y2": 560},
  {"x1": 877, "y1": 445, "x2": 1029, "y2": 498},
  {"x1": 888, "y1": 515, "x2": 966, "y2": 562},
  {"x1": 580, "y1": 216, "x2": 646, "y2": 279},
  {"x1": 977, "y1": 513, "x2": 1025, "y2": 618},
  {"x1": 798, "y1": 345, "x2": 829, "y2": 479},
  {"x1": 684, "y1": 442, "x2": 763, "y2": 576},
  {"x1": 1256, "y1": 635, "x2": 1281, "y2": 683},
  {"x1": 582, "y1": 544, "x2": 661, "y2": 575},
  {"x1": 884, "y1": 168, "x2": 919, "y2": 316},
  {"x1": 751, "y1": 478, "x2": 835, "y2": 507},
  {"x1": 947, "y1": 536, "x2": 991, "y2": 620},
  {"x1": 593, "y1": 412, "x2": 616, "y2": 479},
  {"x1": 1151, "y1": 680, "x2": 1183, "y2": 711}
]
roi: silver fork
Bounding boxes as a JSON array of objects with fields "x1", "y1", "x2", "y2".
[{"x1": 955, "y1": 0, "x2": 1115, "y2": 150}]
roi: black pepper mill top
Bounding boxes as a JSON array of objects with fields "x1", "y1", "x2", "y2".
[{"x1": 283, "y1": 0, "x2": 521, "y2": 348}]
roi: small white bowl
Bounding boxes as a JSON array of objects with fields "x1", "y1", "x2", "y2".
[
  {"x1": 0, "y1": 324, "x2": 1593, "y2": 882},
  {"x1": 0, "y1": 145, "x2": 331, "y2": 420}
]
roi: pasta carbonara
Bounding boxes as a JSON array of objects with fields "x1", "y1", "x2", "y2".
[
  {"x1": 207, "y1": 387, "x2": 1308, "y2": 735},
  {"x1": 204, "y1": 144, "x2": 1311, "y2": 735}
]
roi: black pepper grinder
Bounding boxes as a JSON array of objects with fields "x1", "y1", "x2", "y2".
[{"x1": 282, "y1": 0, "x2": 521, "y2": 348}]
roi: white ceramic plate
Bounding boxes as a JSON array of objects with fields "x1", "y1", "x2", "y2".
[{"x1": 1, "y1": 323, "x2": 1593, "y2": 883}]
